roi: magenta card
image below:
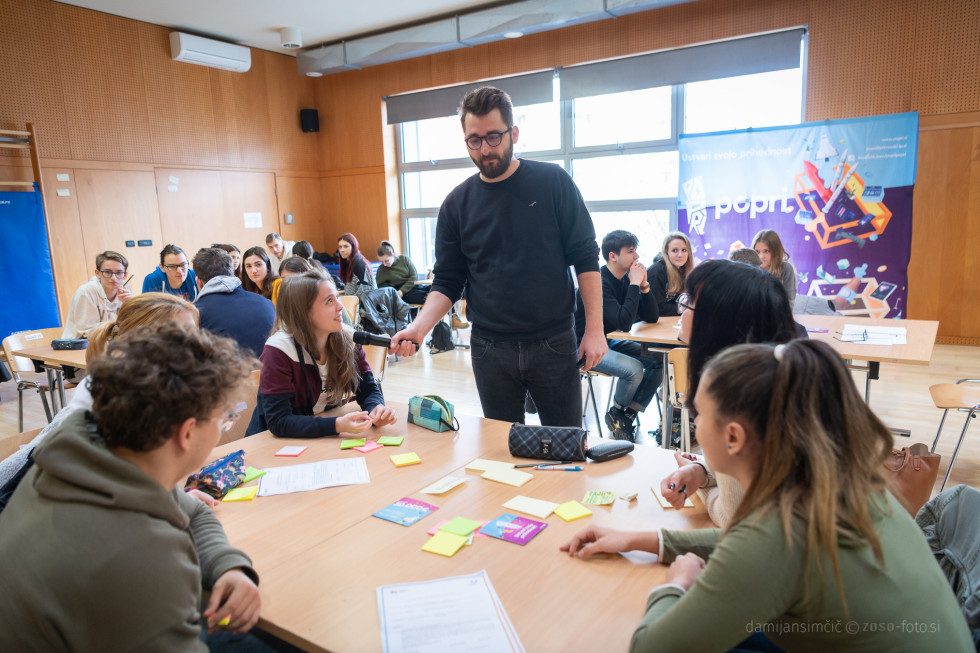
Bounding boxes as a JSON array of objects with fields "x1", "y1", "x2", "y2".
[{"x1": 479, "y1": 513, "x2": 547, "y2": 545}]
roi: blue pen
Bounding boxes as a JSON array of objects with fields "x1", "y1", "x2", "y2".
[{"x1": 535, "y1": 465, "x2": 582, "y2": 471}]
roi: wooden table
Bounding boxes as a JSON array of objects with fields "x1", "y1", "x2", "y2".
[
  {"x1": 8, "y1": 345, "x2": 88, "y2": 412},
  {"x1": 213, "y1": 405, "x2": 710, "y2": 652},
  {"x1": 608, "y1": 314, "x2": 939, "y2": 403}
]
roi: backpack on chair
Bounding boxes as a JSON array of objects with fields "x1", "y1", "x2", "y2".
[{"x1": 427, "y1": 321, "x2": 455, "y2": 354}]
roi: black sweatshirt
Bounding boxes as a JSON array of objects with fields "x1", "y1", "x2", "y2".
[{"x1": 574, "y1": 265, "x2": 659, "y2": 342}]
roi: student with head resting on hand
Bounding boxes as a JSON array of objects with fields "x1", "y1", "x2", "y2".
[
  {"x1": 752, "y1": 228, "x2": 798, "y2": 305},
  {"x1": 62, "y1": 250, "x2": 133, "y2": 339},
  {"x1": 646, "y1": 231, "x2": 695, "y2": 317},
  {"x1": 0, "y1": 323, "x2": 271, "y2": 651},
  {"x1": 562, "y1": 339, "x2": 974, "y2": 653},
  {"x1": 663, "y1": 259, "x2": 798, "y2": 526},
  {"x1": 246, "y1": 271, "x2": 396, "y2": 438}
]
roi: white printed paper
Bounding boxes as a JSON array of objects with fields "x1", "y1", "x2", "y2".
[
  {"x1": 56, "y1": 188, "x2": 70, "y2": 197},
  {"x1": 840, "y1": 324, "x2": 907, "y2": 346},
  {"x1": 167, "y1": 185, "x2": 178, "y2": 193},
  {"x1": 420, "y1": 475, "x2": 467, "y2": 494},
  {"x1": 243, "y1": 212, "x2": 262, "y2": 229},
  {"x1": 169, "y1": 175, "x2": 180, "y2": 184},
  {"x1": 257, "y1": 458, "x2": 370, "y2": 496},
  {"x1": 378, "y1": 570, "x2": 524, "y2": 653},
  {"x1": 56, "y1": 173, "x2": 70, "y2": 181}
]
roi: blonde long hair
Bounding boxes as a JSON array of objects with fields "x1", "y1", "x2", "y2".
[
  {"x1": 661, "y1": 231, "x2": 694, "y2": 295},
  {"x1": 275, "y1": 271, "x2": 360, "y2": 406},
  {"x1": 704, "y1": 340, "x2": 891, "y2": 610},
  {"x1": 86, "y1": 293, "x2": 198, "y2": 363},
  {"x1": 752, "y1": 229, "x2": 789, "y2": 279}
]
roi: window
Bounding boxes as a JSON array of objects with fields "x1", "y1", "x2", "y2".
[{"x1": 395, "y1": 52, "x2": 804, "y2": 269}]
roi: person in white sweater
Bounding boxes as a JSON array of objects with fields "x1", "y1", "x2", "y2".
[{"x1": 61, "y1": 250, "x2": 133, "y2": 339}]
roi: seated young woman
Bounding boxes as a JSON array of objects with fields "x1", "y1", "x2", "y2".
[
  {"x1": 660, "y1": 259, "x2": 800, "y2": 526},
  {"x1": 562, "y1": 339, "x2": 973, "y2": 652},
  {"x1": 337, "y1": 232, "x2": 377, "y2": 301},
  {"x1": 216, "y1": 243, "x2": 242, "y2": 279},
  {"x1": 647, "y1": 231, "x2": 695, "y2": 317},
  {"x1": 752, "y1": 229, "x2": 798, "y2": 305},
  {"x1": 376, "y1": 240, "x2": 429, "y2": 305},
  {"x1": 240, "y1": 246, "x2": 278, "y2": 301},
  {"x1": 247, "y1": 271, "x2": 396, "y2": 438},
  {"x1": 270, "y1": 256, "x2": 316, "y2": 306}
]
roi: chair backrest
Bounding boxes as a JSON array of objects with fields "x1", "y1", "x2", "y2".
[
  {"x1": 340, "y1": 296, "x2": 359, "y2": 325},
  {"x1": 362, "y1": 344, "x2": 388, "y2": 383},
  {"x1": 217, "y1": 369, "x2": 261, "y2": 446},
  {"x1": 2, "y1": 327, "x2": 64, "y2": 375},
  {"x1": 0, "y1": 427, "x2": 43, "y2": 462},
  {"x1": 666, "y1": 347, "x2": 690, "y2": 405},
  {"x1": 930, "y1": 382, "x2": 980, "y2": 411}
]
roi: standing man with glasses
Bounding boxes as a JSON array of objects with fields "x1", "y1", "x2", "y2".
[
  {"x1": 62, "y1": 250, "x2": 133, "y2": 338},
  {"x1": 391, "y1": 86, "x2": 607, "y2": 426},
  {"x1": 142, "y1": 244, "x2": 199, "y2": 301}
]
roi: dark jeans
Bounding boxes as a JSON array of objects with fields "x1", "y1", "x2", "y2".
[
  {"x1": 470, "y1": 328, "x2": 582, "y2": 427},
  {"x1": 595, "y1": 339, "x2": 663, "y2": 413},
  {"x1": 402, "y1": 285, "x2": 430, "y2": 306}
]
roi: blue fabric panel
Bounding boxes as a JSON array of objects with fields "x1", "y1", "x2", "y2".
[{"x1": 0, "y1": 183, "x2": 61, "y2": 339}]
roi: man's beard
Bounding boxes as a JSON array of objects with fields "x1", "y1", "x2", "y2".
[{"x1": 472, "y1": 142, "x2": 513, "y2": 179}]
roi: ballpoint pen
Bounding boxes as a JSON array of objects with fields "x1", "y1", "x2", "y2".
[
  {"x1": 515, "y1": 461, "x2": 574, "y2": 468},
  {"x1": 535, "y1": 466, "x2": 582, "y2": 471}
]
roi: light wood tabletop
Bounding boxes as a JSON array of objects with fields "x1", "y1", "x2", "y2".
[
  {"x1": 608, "y1": 314, "x2": 939, "y2": 366},
  {"x1": 212, "y1": 404, "x2": 711, "y2": 652},
  {"x1": 8, "y1": 345, "x2": 88, "y2": 369}
]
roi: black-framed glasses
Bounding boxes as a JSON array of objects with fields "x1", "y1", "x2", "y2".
[
  {"x1": 677, "y1": 293, "x2": 695, "y2": 313},
  {"x1": 216, "y1": 410, "x2": 241, "y2": 433},
  {"x1": 464, "y1": 127, "x2": 512, "y2": 150},
  {"x1": 98, "y1": 269, "x2": 127, "y2": 279},
  {"x1": 163, "y1": 262, "x2": 189, "y2": 272}
]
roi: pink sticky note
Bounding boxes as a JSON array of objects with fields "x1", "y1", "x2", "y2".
[
  {"x1": 275, "y1": 446, "x2": 307, "y2": 457},
  {"x1": 354, "y1": 440, "x2": 384, "y2": 453}
]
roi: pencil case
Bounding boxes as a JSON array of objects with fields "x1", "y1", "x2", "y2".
[
  {"x1": 508, "y1": 424, "x2": 587, "y2": 462},
  {"x1": 407, "y1": 395, "x2": 459, "y2": 433},
  {"x1": 184, "y1": 449, "x2": 246, "y2": 499},
  {"x1": 52, "y1": 339, "x2": 87, "y2": 350}
]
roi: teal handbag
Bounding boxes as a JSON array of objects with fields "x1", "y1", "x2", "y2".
[{"x1": 407, "y1": 395, "x2": 459, "y2": 433}]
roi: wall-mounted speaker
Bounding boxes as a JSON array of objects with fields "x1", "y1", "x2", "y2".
[{"x1": 300, "y1": 109, "x2": 319, "y2": 133}]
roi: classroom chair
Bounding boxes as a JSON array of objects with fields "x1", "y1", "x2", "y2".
[
  {"x1": 666, "y1": 347, "x2": 692, "y2": 452},
  {"x1": 362, "y1": 345, "x2": 389, "y2": 383},
  {"x1": 2, "y1": 328, "x2": 74, "y2": 431},
  {"x1": 929, "y1": 379, "x2": 980, "y2": 491},
  {"x1": 0, "y1": 426, "x2": 43, "y2": 463},
  {"x1": 218, "y1": 370, "x2": 261, "y2": 446},
  {"x1": 340, "y1": 295, "x2": 360, "y2": 328}
]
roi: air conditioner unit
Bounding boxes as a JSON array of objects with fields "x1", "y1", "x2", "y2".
[{"x1": 169, "y1": 32, "x2": 251, "y2": 73}]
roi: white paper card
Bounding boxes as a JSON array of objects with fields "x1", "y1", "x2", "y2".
[
  {"x1": 56, "y1": 188, "x2": 70, "y2": 197},
  {"x1": 169, "y1": 175, "x2": 179, "y2": 184},
  {"x1": 840, "y1": 324, "x2": 907, "y2": 346},
  {"x1": 56, "y1": 173, "x2": 69, "y2": 181},
  {"x1": 378, "y1": 570, "x2": 524, "y2": 653},
  {"x1": 243, "y1": 212, "x2": 262, "y2": 229},
  {"x1": 167, "y1": 185, "x2": 178, "y2": 193},
  {"x1": 420, "y1": 475, "x2": 467, "y2": 494},
  {"x1": 275, "y1": 446, "x2": 307, "y2": 456},
  {"x1": 258, "y1": 458, "x2": 370, "y2": 496}
]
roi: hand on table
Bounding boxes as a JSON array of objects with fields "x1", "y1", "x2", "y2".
[
  {"x1": 336, "y1": 411, "x2": 374, "y2": 434},
  {"x1": 188, "y1": 489, "x2": 219, "y2": 509},
  {"x1": 560, "y1": 525, "x2": 653, "y2": 559},
  {"x1": 665, "y1": 553, "x2": 706, "y2": 591},
  {"x1": 203, "y1": 568, "x2": 260, "y2": 635},
  {"x1": 369, "y1": 405, "x2": 397, "y2": 427}
]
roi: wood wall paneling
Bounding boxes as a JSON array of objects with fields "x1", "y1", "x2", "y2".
[
  {"x1": 154, "y1": 168, "x2": 226, "y2": 259},
  {"x1": 219, "y1": 170, "x2": 280, "y2": 252},
  {"x1": 73, "y1": 169, "x2": 163, "y2": 293},
  {"x1": 910, "y1": 0, "x2": 980, "y2": 115},
  {"x1": 40, "y1": 168, "x2": 88, "y2": 321},
  {"x1": 275, "y1": 176, "x2": 326, "y2": 250},
  {"x1": 52, "y1": 3, "x2": 153, "y2": 163},
  {"x1": 321, "y1": 173, "x2": 389, "y2": 257},
  {"x1": 264, "y1": 54, "x2": 319, "y2": 173},
  {"x1": 0, "y1": 0, "x2": 71, "y2": 161}
]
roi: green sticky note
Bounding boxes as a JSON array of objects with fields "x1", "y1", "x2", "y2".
[
  {"x1": 377, "y1": 436, "x2": 404, "y2": 446},
  {"x1": 340, "y1": 438, "x2": 367, "y2": 449},
  {"x1": 582, "y1": 490, "x2": 616, "y2": 506},
  {"x1": 439, "y1": 517, "x2": 482, "y2": 537},
  {"x1": 223, "y1": 486, "x2": 259, "y2": 502},
  {"x1": 243, "y1": 467, "x2": 266, "y2": 483}
]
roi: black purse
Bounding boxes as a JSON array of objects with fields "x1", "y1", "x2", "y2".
[{"x1": 508, "y1": 424, "x2": 588, "y2": 462}]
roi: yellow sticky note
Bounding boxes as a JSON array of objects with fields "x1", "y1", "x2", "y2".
[
  {"x1": 223, "y1": 486, "x2": 259, "y2": 502},
  {"x1": 502, "y1": 495, "x2": 558, "y2": 519},
  {"x1": 466, "y1": 458, "x2": 514, "y2": 473},
  {"x1": 651, "y1": 486, "x2": 694, "y2": 509},
  {"x1": 391, "y1": 452, "x2": 421, "y2": 467},
  {"x1": 481, "y1": 467, "x2": 532, "y2": 487},
  {"x1": 421, "y1": 531, "x2": 468, "y2": 557},
  {"x1": 555, "y1": 500, "x2": 593, "y2": 521},
  {"x1": 341, "y1": 438, "x2": 366, "y2": 449},
  {"x1": 217, "y1": 616, "x2": 231, "y2": 627}
]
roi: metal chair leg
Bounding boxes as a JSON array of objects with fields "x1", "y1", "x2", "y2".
[
  {"x1": 940, "y1": 407, "x2": 978, "y2": 491},
  {"x1": 584, "y1": 375, "x2": 603, "y2": 437},
  {"x1": 932, "y1": 408, "x2": 950, "y2": 452},
  {"x1": 18, "y1": 387, "x2": 25, "y2": 432}
]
